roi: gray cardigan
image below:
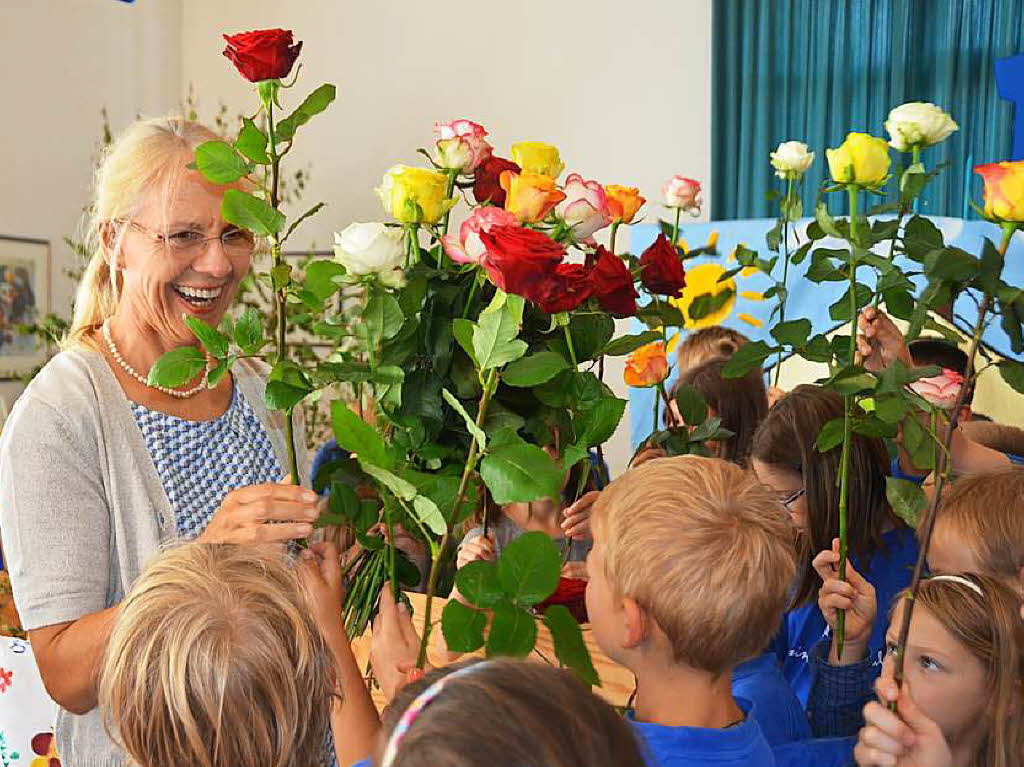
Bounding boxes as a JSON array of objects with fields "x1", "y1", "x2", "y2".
[{"x1": 0, "y1": 346, "x2": 308, "y2": 767}]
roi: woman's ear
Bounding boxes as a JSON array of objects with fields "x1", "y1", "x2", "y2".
[{"x1": 98, "y1": 221, "x2": 126, "y2": 270}]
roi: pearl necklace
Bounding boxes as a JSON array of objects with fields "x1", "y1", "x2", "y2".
[{"x1": 103, "y1": 321, "x2": 210, "y2": 399}]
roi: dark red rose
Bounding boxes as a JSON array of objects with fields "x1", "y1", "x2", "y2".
[
  {"x1": 480, "y1": 225, "x2": 566, "y2": 296},
  {"x1": 638, "y1": 234, "x2": 687, "y2": 297},
  {"x1": 473, "y1": 156, "x2": 520, "y2": 207},
  {"x1": 528, "y1": 263, "x2": 595, "y2": 314},
  {"x1": 223, "y1": 29, "x2": 303, "y2": 83},
  {"x1": 536, "y1": 577, "x2": 589, "y2": 623},
  {"x1": 589, "y1": 246, "x2": 639, "y2": 317}
]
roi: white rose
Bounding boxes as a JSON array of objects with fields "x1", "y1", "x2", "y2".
[
  {"x1": 884, "y1": 102, "x2": 958, "y2": 152},
  {"x1": 770, "y1": 141, "x2": 815, "y2": 179},
  {"x1": 333, "y1": 222, "x2": 406, "y2": 288}
]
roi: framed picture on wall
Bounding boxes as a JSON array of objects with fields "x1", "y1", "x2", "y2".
[{"x1": 0, "y1": 235, "x2": 51, "y2": 379}]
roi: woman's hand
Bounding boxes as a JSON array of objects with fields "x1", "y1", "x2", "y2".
[
  {"x1": 370, "y1": 583, "x2": 425, "y2": 702},
  {"x1": 198, "y1": 478, "x2": 321, "y2": 544},
  {"x1": 457, "y1": 533, "x2": 495, "y2": 569},
  {"x1": 813, "y1": 537, "x2": 877, "y2": 664},
  {"x1": 857, "y1": 307, "x2": 913, "y2": 374},
  {"x1": 855, "y1": 676, "x2": 952, "y2": 767},
  {"x1": 561, "y1": 490, "x2": 599, "y2": 541},
  {"x1": 297, "y1": 542, "x2": 346, "y2": 645}
]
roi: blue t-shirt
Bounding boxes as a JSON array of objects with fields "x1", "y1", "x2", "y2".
[
  {"x1": 890, "y1": 452, "x2": 1024, "y2": 484},
  {"x1": 772, "y1": 737, "x2": 855, "y2": 767},
  {"x1": 771, "y1": 526, "x2": 919, "y2": 707},
  {"x1": 732, "y1": 654, "x2": 811, "y2": 745},
  {"x1": 628, "y1": 697, "x2": 776, "y2": 767}
]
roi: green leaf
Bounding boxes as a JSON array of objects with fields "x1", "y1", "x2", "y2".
[
  {"x1": 265, "y1": 379, "x2": 310, "y2": 411},
  {"x1": 503, "y1": 351, "x2": 569, "y2": 387},
  {"x1": 480, "y1": 440, "x2": 565, "y2": 505},
  {"x1": 276, "y1": 83, "x2": 337, "y2": 142},
  {"x1": 453, "y1": 318, "x2": 478, "y2": 366},
  {"x1": 360, "y1": 463, "x2": 416, "y2": 501},
  {"x1": 442, "y1": 387, "x2": 486, "y2": 449},
  {"x1": 886, "y1": 477, "x2": 927, "y2": 526},
  {"x1": 312, "y1": 361, "x2": 404, "y2": 386},
  {"x1": 903, "y1": 216, "x2": 944, "y2": 261},
  {"x1": 672, "y1": 384, "x2": 707, "y2": 426},
  {"x1": 207, "y1": 356, "x2": 233, "y2": 388},
  {"x1": 147, "y1": 346, "x2": 207, "y2": 388},
  {"x1": 486, "y1": 602, "x2": 538, "y2": 658},
  {"x1": 801, "y1": 334, "x2": 833, "y2": 363},
  {"x1": 573, "y1": 396, "x2": 627, "y2": 448},
  {"x1": 363, "y1": 289, "x2": 404, "y2": 350},
  {"x1": 824, "y1": 367, "x2": 876, "y2": 396},
  {"x1": 222, "y1": 188, "x2": 285, "y2": 237},
  {"x1": 721, "y1": 341, "x2": 774, "y2": 379},
  {"x1": 272, "y1": 263, "x2": 293, "y2": 292},
  {"x1": 455, "y1": 560, "x2": 504, "y2": 608},
  {"x1": 771, "y1": 319, "x2": 812, "y2": 349},
  {"x1": 602, "y1": 330, "x2": 663, "y2": 356},
  {"x1": 544, "y1": 605, "x2": 600, "y2": 686},
  {"x1": 304, "y1": 259, "x2": 347, "y2": 302},
  {"x1": 829, "y1": 283, "x2": 874, "y2": 322},
  {"x1": 689, "y1": 288, "x2": 735, "y2": 322},
  {"x1": 330, "y1": 400, "x2": 392, "y2": 469},
  {"x1": 815, "y1": 417, "x2": 846, "y2": 452},
  {"x1": 193, "y1": 141, "x2": 250, "y2": 184},
  {"x1": 184, "y1": 316, "x2": 229, "y2": 358},
  {"x1": 233, "y1": 307, "x2": 264, "y2": 354},
  {"x1": 412, "y1": 495, "x2": 447, "y2": 536},
  {"x1": 315, "y1": 481, "x2": 361, "y2": 528},
  {"x1": 815, "y1": 201, "x2": 842, "y2": 238},
  {"x1": 235, "y1": 118, "x2": 270, "y2": 164},
  {"x1": 496, "y1": 531, "x2": 561, "y2": 606},
  {"x1": 473, "y1": 306, "x2": 527, "y2": 371},
  {"x1": 998, "y1": 360, "x2": 1024, "y2": 395},
  {"x1": 924, "y1": 248, "x2": 979, "y2": 283},
  {"x1": 554, "y1": 313, "x2": 616, "y2": 362},
  {"x1": 441, "y1": 601, "x2": 487, "y2": 653}
]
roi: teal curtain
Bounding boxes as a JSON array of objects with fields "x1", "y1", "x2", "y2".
[{"x1": 712, "y1": 0, "x2": 1024, "y2": 220}]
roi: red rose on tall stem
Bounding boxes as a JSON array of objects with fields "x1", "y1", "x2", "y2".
[
  {"x1": 639, "y1": 234, "x2": 687, "y2": 297},
  {"x1": 473, "y1": 156, "x2": 521, "y2": 207},
  {"x1": 530, "y1": 263, "x2": 595, "y2": 314},
  {"x1": 480, "y1": 225, "x2": 566, "y2": 297},
  {"x1": 589, "y1": 246, "x2": 639, "y2": 317},
  {"x1": 223, "y1": 29, "x2": 303, "y2": 82}
]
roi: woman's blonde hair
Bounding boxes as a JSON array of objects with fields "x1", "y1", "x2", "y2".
[
  {"x1": 903, "y1": 574, "x2": 1024, "y2": 767},
  {"x1": 98, "y1": 543, "x2": 335, "y2": 767},
  {"x1": 67, "y1": 116, "x2": 222, "y2": 349}
]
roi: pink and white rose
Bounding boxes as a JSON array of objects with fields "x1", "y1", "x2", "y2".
[
  {"x1": 442, "y1": 207, "x2": 520, "y2": 265},
  {"x1": 557, "y1": 173, "x2": 612, "y2": 242},
  {"x1": 909, "y1": 368, "x2": 964, "y2": 410},
  {"x1": 662, "y1": 175, "x2": 702, "y2": 214},
  {"x1": 433, "y1": 119, "x2": 493, "y2": 173}
]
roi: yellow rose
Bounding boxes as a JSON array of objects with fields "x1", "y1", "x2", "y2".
[
  {"x1": 826, "y1": 133, "x2": 891, "y2": 187},
  {"x1": 500, "y1": 171, "x2": 567, "y2": 223},
  {"x1": 974, "y1": 161, "x2": 1024, "y2": 222},
  {"x1": 604, "y1": 185, "x2": 646, "y2": 223},
  {"x1": 375, "y1": 165, "x2": 457, "y2": 224},
  {"x1": 511, "y1": 141, "x2": 565, "y2": 179}
]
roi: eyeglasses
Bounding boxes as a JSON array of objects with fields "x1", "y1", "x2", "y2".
[
  {"x1": 125, "y1": 221, "x2": 256, "y2": 258},
  {"x1": 780, "y1": 487, "x2": 805, "y2": 510}
]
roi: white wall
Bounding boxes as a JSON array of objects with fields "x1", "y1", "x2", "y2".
[
  {"x1": 180, "y1": 0, "x2": 714, "y2": 474},
  {"x1": 1, "y1": 0, "x2": 183, "y2": 405}
]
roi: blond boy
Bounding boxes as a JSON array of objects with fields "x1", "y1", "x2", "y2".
[{"x1": 585, "y1": 456, "x2": 796, "y2": 767}]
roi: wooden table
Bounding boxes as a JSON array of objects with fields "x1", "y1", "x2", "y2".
[{"x1": 351, "y1": 591, "x2": 636, "y2": 711}]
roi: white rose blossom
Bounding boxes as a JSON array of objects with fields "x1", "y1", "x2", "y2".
[
  {"x1": 884, "y1": 102, "x2": 958, "y2": 152},
  {"x1": 333, "y1": 222, "x2": 406, "y2": 288},
  {"x1": 770, "y1": 141, "x2": 815, "y2": 179}
]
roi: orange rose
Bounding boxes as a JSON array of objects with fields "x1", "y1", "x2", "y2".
[
  {"x1": 624, "y1": 341, "x2": 668, "y2": 387},
  {"x1": 604, "y1": 185, "x2": 645, "y2": 223},
  {"x1": 974, "y1": 161, "x2": 1024, "y2": 222},
  {"x1": 500, "y1": 170, "x2": 567, "y2": 223}
]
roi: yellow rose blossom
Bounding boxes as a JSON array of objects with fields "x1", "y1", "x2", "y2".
[
  {"x1": 511, "y1": 141, "x2": 565, "y2": 179},
  {"x1": 500, "y1": 171, "x2": 567, "y2": 223},
  {"x1": 974, "y1": 161, "x2": 1024, "y2": 222},
  {"x1": 826, "y1": 132, "x2": 891, "y2": 187},
  {"x1": 604, "y1": 185, "x2": 646, "y2": 223},
  {"x1": 669, "y1": 263, "x2": 737, "y2": 328},
  {"x1": 375, "y1": 165, "x2": 457, "y2": 224}
]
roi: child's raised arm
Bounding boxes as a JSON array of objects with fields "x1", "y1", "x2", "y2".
[{"x1": 813, "y1": 538, "x2": 877, "y2": 665}]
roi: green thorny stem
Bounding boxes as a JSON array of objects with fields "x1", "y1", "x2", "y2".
[
  {"x1": 774, "y1": 177, "x2": 795, "y2": 387},
  {"x1": 873, "y1": 146, "x2": 922, "y2": 309},
  {"x1": 417, "y1": 368, "x2": 501, "y2": 668},
  {"x1": 261, "y1": 84, "x2": 300, "y2": 488},
  {"x1": 437, "y1": 169, "x2": 458, "y2": 268},
  {"x1": 835, "y1": 184, "x2": 861, "y2": 659},
  {"x1": 671, "y1": 207, "x2": 682, "y2": 248},
  {"x1": 890, "y1": 221, "x2": 1018, "y2": 704}
]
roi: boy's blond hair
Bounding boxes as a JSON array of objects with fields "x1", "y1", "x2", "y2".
[
  {"x1": 591, "y1": 456, "x2": 796, "y2": 674},
  {"x1": 99, "y1": 543, "x2": 335, "y2": 767},
  {"x1": 675, "y1": 326, "x2": 749, "y2": 373},
  {"x1": 934, "y1": 466, "x2": 1024, "y2": 587}
]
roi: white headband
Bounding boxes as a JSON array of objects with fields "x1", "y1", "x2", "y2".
[{"x1": 927, "y1": 574, "x2": 984, "y2": 597}]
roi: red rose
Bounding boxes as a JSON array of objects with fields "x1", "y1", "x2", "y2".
[
  {"x1": 480, "y1": 225, "x2": 566, "y2": 295},
  {"x1": 529, "y1": 263, "x2": 595, "y2": 314},
  {"x1": 639, "y1": 234, "x2": 687, "y2": 297},
  {"x1": 589, "y1": 246, "x2": 638, "y2": 317},
  {"x1": 473, "y1": 156, "x2": 520, "y2": 207},
  {"x1": 223, "y1": 29, "x2": 303, "y2": 83}
]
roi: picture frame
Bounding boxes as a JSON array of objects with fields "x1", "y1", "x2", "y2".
[{"x1": 0, "y1": 235, "x2": 51, "y2": 380}]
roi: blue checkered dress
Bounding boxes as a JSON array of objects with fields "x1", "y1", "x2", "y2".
[{"x1": 130, "y1": 384, "x2": 283, "y2": 539}]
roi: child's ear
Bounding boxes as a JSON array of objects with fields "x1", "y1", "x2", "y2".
[{"x1": 621, "y1": 596, "x2": 648, "y2": 649}]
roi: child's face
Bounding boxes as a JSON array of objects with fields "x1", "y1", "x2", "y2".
[
  {"x1": 926, "y1": 518, "x2": 982, "y2": 575},
  {"x1": 751, "y1": 459, "x2": 807, "y2": 531},
  {"x1": 883, "y1": 602, "x2": 988, "y2": 747},
  {"x1": 584, "y1": 531, "x2": 628, "y2": 665}
]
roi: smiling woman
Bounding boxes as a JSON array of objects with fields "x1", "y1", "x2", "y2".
[{"x1": 0, "y1": 116, "x2": 321, "y2": 766}]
